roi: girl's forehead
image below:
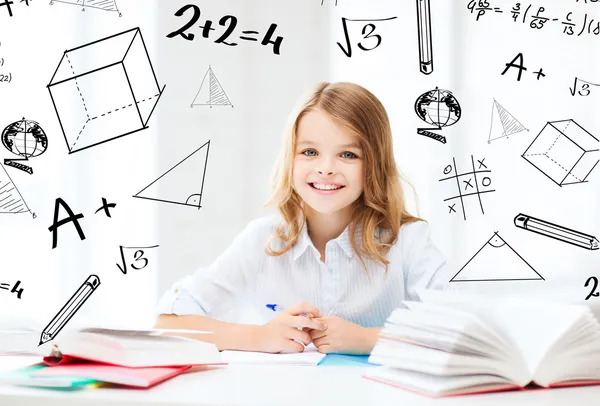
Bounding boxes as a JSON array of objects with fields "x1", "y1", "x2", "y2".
[{"x1": 297, "y1": 111, "x2": 359, "y2": 144}]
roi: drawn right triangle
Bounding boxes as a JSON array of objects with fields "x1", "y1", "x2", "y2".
[
  {"x1": 191, "y1": 66, "x2": 233, "y2": 107},
  {"x1": 133, "y1": 141, "x2": 210, "y2": 209},
  {"x1": 450, "y1": 232, "x2": 544, "y2": 282},
  {"x1": 488, "y1": 99, "x2": 528, "y2": 143},
  {"x1": 0, "y1": 164, "x2": 30, "y2": 214}
]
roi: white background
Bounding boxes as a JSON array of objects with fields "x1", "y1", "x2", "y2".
[{"x1": 0, "y1": 0, "x2": 599, "y2": 328}]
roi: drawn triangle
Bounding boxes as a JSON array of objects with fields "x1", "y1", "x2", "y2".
[
  {"x1": 191, "y1": 66, "x2": 233, "y2": 107},
  {"x1": 488, "y1": 99, "x2": 528, "y2": 143},
  {"x1": 134, "y1": 141, "x2": 210, "y2": 209},
  {"x1": 450, "y1": 232, "x2": 544, "y2": 282},
  {"x1": 0, "y1": 165, "x2": 30, "y2": 214}
]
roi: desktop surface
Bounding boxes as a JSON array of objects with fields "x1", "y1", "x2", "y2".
[{"x1": 1, "y1": 357, "x2": 600, "y2": 406}]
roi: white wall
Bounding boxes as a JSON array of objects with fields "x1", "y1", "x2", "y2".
[{"x1": 1, "y1": 0, "x2": 599, "y2": 330}]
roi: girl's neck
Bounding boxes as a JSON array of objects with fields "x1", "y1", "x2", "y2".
[{"x1": 304, "y1": 208, "x2": 351, "y2": 255}]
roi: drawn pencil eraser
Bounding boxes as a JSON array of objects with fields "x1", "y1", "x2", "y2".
[{"x1": 514, "y1": 214, "x2": 528, "y2": 228}]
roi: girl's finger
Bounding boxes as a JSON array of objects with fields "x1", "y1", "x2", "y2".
[{"x1": 288, "y1": 327, "x2": 312, "y2": 346}]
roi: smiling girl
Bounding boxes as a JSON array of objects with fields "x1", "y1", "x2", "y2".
[{"x1": 155, "y1": 82, "x2": 450, "y2": 355}]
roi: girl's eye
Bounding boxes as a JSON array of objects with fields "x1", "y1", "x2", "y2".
[
  {"x1": 302, "y1": 149, "x2": 317, "y2": 156},
  {"x1": 341, "y1": 151, "x2": 357, "y2": 159}
]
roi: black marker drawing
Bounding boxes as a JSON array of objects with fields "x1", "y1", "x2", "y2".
[
  {"x1": 501, "y1": 52, "x2": 546, "y2": 82},
  {"x1": 515, "y1": 213, "x2": 599, "y2": 251},
  {"x1": 134, "y1": 140, "x2": 210, "y2": 209},
  {"x1": 0, "y1": 0, "x2": 31, "y2": 18},
  {"x1": 49, "y1": 0, "x2": 122, "y2": 16},
  {"x1": 570, "y1": 77, "x2": 600, "y2": 97},
  {"x1": 117, "y1": 245, "x2": 159, "y2": 274},
  {"x1": 48, "y1": 197, "x2": 86, "y2": 249},
  {"x1": 0, "y1": 164, "x2": 32, "y2": 215},
  {"x1": 468, "y1": 2, "x2": 600, "y2": 39},
  {"x1": 415, "y1": 87, "x2": 461, "y2": 144},
  {"x1": 166, "y1": 5, "x2": 284, "y2": 55},
  {"x1": 47, "y1": 27, "x2": 165, "y2": 154},
  {"x1": 439, "y1": 156, "x2": 494, "y2": 221},
  {"x1": 191, "y1": 66, "x2": 233, "y2": 108},
  {"x1": 0, "y1": 279, "x2": 23, "y2": 299},
  {"x1": 336, "y1": 16, "x2": 398, "y2": 58},
  {"x1": 321, "y1": 0, "x2": 338, "y2": 5},
  {"x1": 522, "y1": 119, "x2": 599, "y2": 187},
  {"x1": 487, "y1": 99, "x2": 528, "y2": 143},
  {"x1": 2, "y1": 118, "x2": 48, "y2": 174},
  {"x1": 94, "y1": 197, "x2": 117, "y2": 218},
  {"x1": 585, "y1": 276, "x2": 599, "y2": 300},
  {"x1": 450, "y1": 232, "x2": 544, "y2": 282},
  {"x1": 416, "y1": 0, "x2": 433, "y2": 74},
  {"x1": 39, "y1": 274, "x2": 100, "y2": 345}
]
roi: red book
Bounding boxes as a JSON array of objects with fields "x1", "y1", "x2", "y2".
[{"x1": 31, "y1": 364, "x2": 193, "y2": 388}]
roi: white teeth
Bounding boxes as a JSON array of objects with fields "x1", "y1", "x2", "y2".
[{"x1": 312, "y1": 183, "x2": 342, "y2": 190}]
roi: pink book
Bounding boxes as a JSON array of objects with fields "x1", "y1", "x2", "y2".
[{"x1": 32, "y1": 364, "x2": 193, "y2": 388}]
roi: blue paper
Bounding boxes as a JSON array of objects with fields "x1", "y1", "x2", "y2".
[{"x1": 317, "y1": 354, "x2": 378, "y2": 367}]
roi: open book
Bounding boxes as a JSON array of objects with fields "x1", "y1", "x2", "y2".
[
  {"x1": 0, "y1": 324, "x2": 222, "y2": 368},
  {"x1": 366, "y1": 290, "x2": 600, "y2": 397}
]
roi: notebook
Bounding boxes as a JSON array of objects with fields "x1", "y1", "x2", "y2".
[
  {"x1": 31, "y1": 364, "x2": 192, "y2": 388},
  {"x1": 365, "y1": 290, "x2": 600, "y2": 397},
  {"x1": 0, "y1": 364, "x2": 99, "y2": 388},
  {"x1": 222, "y1": 343, "x2": 326, "y2": 365},
  {"x1": 0, "y1": 326, "x2": 223, "y2": 368}
]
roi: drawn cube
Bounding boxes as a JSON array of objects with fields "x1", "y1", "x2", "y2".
[
  {"x1": 47, "y1": 27, "x2": 165, "y2": 154},
  {"x1": 522, "y1": 119, "x2": 599, "y2": 186}
]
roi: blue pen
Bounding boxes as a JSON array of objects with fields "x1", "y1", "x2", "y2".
[{"x1": 266, "y1": 304, "x2": 315, "y2": 318}]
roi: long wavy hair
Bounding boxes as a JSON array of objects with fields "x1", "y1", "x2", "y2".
[{"x1": 263, "y1": 82, "x2": 421, "y2": 273}]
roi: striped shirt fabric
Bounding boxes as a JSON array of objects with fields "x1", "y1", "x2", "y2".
[{"x1": 157, "y1": 214, "x2": 452, "y2": 328}]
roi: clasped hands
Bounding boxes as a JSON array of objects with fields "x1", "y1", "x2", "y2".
[{"x1": 253, "y1": 302, "x2": 379, "y2": 355}]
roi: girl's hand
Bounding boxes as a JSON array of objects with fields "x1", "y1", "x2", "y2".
[
  {"x1": 252, "y1": 302, "x2": 327, "y2": 353},
  {"x1": 309, "y1": 316, "x2": 379, "y2": 355}
]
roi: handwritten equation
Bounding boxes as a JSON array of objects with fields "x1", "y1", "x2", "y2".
[
  {"x1": 116, "y1": 245, "x2": 159, "y2": 275},
  {"x1": 1, "y1": 279, "x2": 23, "y2": 299},
  {"x1": 167, "y1": 4, "x2": 283, "y2": 55},
  {"x1": 570, "y1": 76, "x2": 600, "y2": 96},
  {"x1": 336, "y1": 17, "x2": 398, "y2": 57},
  {"x1": 467, "y1": 1, "x2": 600, "y2": 37}
]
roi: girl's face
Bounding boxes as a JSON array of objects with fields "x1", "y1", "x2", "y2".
[{"x1": 293, "y1": 108, "x2": 364, "y2": 216}]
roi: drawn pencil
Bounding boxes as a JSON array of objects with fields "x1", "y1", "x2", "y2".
[
  {"x1": 39, "y1": 274, "x2": 101, "y2": 346},
  {"x1": 514, "y1": 213, "x2": 599, "y2": 251},
  {"x1": 416, "y1": 0, "x2": 433, "y2": 74}
]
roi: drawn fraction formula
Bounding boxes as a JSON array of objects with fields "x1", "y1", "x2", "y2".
[{"x1": 439, "y1": 156, "x2": 495, "y2": 221}]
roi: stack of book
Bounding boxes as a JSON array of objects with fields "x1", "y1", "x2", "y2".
[
  {"x1": 0, "y1": 326, "x2": 223, "y2": 388},
  {"x1": 365, "y1": 290, "x2": 600, "y2": 397}
]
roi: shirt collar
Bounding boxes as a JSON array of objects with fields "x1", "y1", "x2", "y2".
[{"x1": 292, "y1": 221, "x2": 361, "y2": 261}]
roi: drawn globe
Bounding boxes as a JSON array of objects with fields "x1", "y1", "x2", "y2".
[
  {"x1": 1, "y1": 118, "x2": 48, "y2": 158},
  {"x1": 414, "y1": 87, "x2": 461, "y2": 128}
]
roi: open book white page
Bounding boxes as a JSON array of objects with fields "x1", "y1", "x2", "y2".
[
  {"x1": 221, "y1": 343, "x2": 325, "y2": 365},
  {"x1": 416, "y1": 289, "x2": 600, "y2": 384}
]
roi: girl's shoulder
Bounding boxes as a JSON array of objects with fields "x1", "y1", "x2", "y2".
[
  {"x1": 381, "y1": 220, "x2": 432, "y2": 258},
  {"x1": 242, "y1": 212, "x2": 286, "y2": 242},
  {"x1": 398, "y1": 220, "x2": 431, "y2": 239}
]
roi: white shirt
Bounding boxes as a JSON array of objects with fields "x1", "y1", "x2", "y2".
[{"x1": 157, "y1": 214, "x2": 452, "y2": 328}]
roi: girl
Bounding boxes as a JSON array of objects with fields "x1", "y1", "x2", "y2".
[{"x1": 155, "y1": 82, "x2": 450, "y2": 355}]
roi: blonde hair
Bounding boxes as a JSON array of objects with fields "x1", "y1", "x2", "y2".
[{"x1": 263, "y1": 82, "x2": 421, "y2": 273}]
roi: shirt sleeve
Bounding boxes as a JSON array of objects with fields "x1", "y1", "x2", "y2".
[
  {"x1": 401, "y1": 221, "x2": 454, "y2": 301},
  {"x1": 156, "y1": 218, "x2": 266, "y2": 319}
]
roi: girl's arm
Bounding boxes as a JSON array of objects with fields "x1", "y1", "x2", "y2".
[
  {"x1": 155, "y1": 302, "x2": 327, "y2": 353},
  {"x1": 154, "y1": 314, "x2": 263, "y2": 351}
]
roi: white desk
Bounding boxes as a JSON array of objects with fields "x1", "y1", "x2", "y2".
[{"x1": 1, "y1": 357, "x2": 600, "y2": 406}]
